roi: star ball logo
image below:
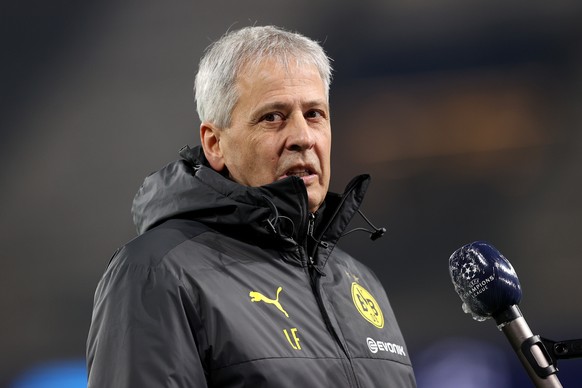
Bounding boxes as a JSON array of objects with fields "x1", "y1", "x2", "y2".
[{"x1": 461, "y1": 261, "x2": 479, "y2": 280}]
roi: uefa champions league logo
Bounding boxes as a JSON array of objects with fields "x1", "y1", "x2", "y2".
[
  {"x1": 460, "y1": 261, "x2": 479, "y2": 281},
  {"x1": 449, "y1": 252, "x2": 481, "y2": 284}
]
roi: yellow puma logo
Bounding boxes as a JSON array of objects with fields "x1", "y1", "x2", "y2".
[{"x1": 249, "y1": 286, "x2": 289, "y2": 318}]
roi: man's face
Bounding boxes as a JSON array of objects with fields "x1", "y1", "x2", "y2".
[{"x1": 214, "y1": 59, "x2": 331, "y2": 213}]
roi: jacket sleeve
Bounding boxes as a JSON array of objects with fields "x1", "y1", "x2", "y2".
[{"x1": 86, "y1": 248, "x2": 209, "y2": 387}]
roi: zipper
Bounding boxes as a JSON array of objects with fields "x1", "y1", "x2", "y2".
[
  {"x1": 303, "y1": 213, "x2": 359, "y2": 388},
  {"x1": 306, "y1": 213, "x2": 326, "y2": 276},
  {"x1": 307, "y1": 212, "x2": 316, "y2": 237},
  {"x1": 304, "y1": 213, "x2": 325, "y2": 276}
]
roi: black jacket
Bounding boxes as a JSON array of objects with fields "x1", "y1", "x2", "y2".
[{"x1": 87, "y1": 146, "x2": 416, "y2": 387}]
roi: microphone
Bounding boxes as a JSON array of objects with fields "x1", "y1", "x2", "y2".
[{"x1": 449, "y1": 241, "x2": 562, "y2": 387}]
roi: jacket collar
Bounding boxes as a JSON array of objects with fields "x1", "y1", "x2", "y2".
[{"x1": 132, "y1": 145, "x2": 375, "y2": 252}]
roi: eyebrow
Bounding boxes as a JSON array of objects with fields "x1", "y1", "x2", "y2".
[{"x1": 256, "y1": 99, "x2": 328, "y2": 113}]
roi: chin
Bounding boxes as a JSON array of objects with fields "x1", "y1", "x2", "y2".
[
  {"x1": 308, "y1": 188, "x2": 326, "y2": 208},
  {"x1": 308, "y1": 199, "x2": 324, "y2": 214}
]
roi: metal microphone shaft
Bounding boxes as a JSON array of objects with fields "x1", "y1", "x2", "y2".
[{"x1": 495, "y1": 306, "x2": 561, "y2": 388}]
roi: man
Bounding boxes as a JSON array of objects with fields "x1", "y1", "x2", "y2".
[{"x1": 87, "y1": 25, "x2": 416, "y2": 387}]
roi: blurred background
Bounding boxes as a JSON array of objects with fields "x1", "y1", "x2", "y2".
[{"x1": 1, "y1": 0, "x2": 581, "y2": 386}]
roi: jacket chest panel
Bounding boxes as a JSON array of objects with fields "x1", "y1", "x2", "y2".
[
  {"x1": 193, "y1": 258, "x2": 342, "y2": 370},
  {"x1": 318, "y1": 263, "x2": 411, "y2": 366}
]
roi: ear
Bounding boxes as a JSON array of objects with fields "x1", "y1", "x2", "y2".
[{"x1": 200, "y1": 122, "x2": 225, "y2": 172}]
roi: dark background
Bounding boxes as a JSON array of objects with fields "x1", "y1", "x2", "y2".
[{"x1": 2, "y1": 1, "x2": 581, "y2": 386}]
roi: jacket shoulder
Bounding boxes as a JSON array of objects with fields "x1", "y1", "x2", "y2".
[
  {"x1": 328, "y1": 245, "x2": 386, "y2": 285},
  {"x1": 118, "y1": 218, "x2": 211, "y2": 268}
]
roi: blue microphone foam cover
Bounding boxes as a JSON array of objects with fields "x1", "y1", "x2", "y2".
[{"x1": 449, "y1": 241, "x2": 522, "y2": 321}]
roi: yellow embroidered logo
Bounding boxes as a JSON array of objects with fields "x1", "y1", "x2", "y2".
[
  {"x1": 249, "y1": 286, "x2": 289, "y2": 318},
  {"x1": 351, "y1": 282, "x2": 384, "y2": 328},
  {"x1": 283, "y1": 328, "x2": 301, "y2": 350}
]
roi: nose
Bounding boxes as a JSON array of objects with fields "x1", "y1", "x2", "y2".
[{"x1": 286, "y1": 114, "x2": 315, "y2": 152}]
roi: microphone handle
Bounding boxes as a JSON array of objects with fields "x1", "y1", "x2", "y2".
[{"x1": 496, "y1": 306, "x2": 562, "y2": 388}]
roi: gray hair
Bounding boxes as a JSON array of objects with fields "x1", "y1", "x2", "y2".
[{"x1": 194, "y1": 25, "x2": 333, "y2": 129}]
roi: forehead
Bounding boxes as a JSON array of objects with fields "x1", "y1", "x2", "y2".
[
  {"x1": 235, "y1": 59, "x2": 326, "y2": 105},
  {"x1": 239, "y1": 54, "x2": 317, "y2": 79}
]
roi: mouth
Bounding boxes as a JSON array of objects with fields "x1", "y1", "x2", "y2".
[
  {"x1": 285, "y1": 168, "x2": 313, "y2": 178},
  {"x1": 278, "y1": 165, "x2": 318, "y2": 181}
]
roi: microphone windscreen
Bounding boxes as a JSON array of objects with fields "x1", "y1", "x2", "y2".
[{"x1": 449, "y1": 241, "x2": 521, "y2": 321}]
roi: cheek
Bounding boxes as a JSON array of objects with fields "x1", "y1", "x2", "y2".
[
  {"x1": 319, "y1": 134, "x2": 332, "y2": 166},
  {"x1": 254, "y1": 136, "x2": 282, "y2": 160},
  {"x1": 257, "y1": 149, "x2": 279, "y2": 175},
  {"x1": 246, "y1": 138, "x2": 280, "y2": 182}
]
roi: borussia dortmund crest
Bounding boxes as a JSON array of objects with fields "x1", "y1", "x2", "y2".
[{"x1": 351, "y1": 283, "x2": 384, "y2": 329}]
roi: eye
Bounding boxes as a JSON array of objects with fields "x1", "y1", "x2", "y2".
[
  {"x1": 261, "y1": 112, "x2": 285, "y2": 123},
  {"x1": 305, "y1": 110, "x2": 324, "y2": 119}
]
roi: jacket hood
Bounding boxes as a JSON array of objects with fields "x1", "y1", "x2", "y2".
[{"x1": 132, "y1": 145, "x2": 374, "y2": 248}]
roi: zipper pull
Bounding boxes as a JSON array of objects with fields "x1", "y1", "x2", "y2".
[
  {"x1": 309, "y1": 256, "x2": 326, "y2": 277},
  {"x1": 306, "y1": 213, "x2": 326, "y2": 276},
  {"x1": 307, "y1": 213, "x2": 315, "y2": 238},
  {"x1": 306, "y1": 213, "x2": 328, "y2": 248}
]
